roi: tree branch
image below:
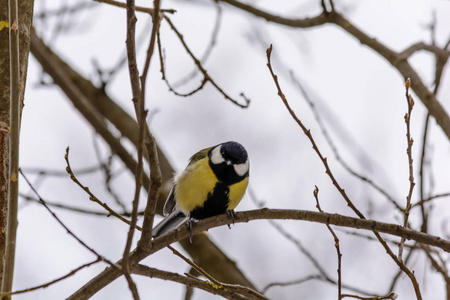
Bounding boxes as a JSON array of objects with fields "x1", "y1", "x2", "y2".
[
  {"x1": 30, "y1": 26, "x2": 256, "y2": 296},
  {"x1": 3, "y1": 0, "x2": 20, "y2": 294},
  {"x1": 219, "y1": 0, "x2": 450, "y2": 140},
  {"x1": 132, "y1": 264, "x2": 250, "y2": 299},
  {"x1": 0, "y1": 0, "x2": 34, "y2": 288},
  {"x1": 267, "y1": 45, "x2": 422, "y2": 299},
  {"x1": 67, "y1": 207, "x2": 450, "y2": 299}
]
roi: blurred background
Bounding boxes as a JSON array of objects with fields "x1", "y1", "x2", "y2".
[{"x1": 15, "y1": 0, "x2": 450, "y2": 299}]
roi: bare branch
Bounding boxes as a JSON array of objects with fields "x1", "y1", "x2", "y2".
[
  {"x1": 132, "y1": 264, "x2": 250, "y2": 299},
  {"x1": 248, "y1": 187, "x2": 377, "y2": 296},
  {"x1": 67, "y1": 207, "x2": 450, "y2": 299},
  {"x1": 314, "y1": 186, "x2": 342, "y2": 299},
  {"x1": 219, "y1": 0, "x2": 450, "y2": 140},
  {"x1": 64, "y1": 148, "x2": 136, "y2": 227},
  {"x1": 133, "y1": 0, "x2": 163, "y2": 250},
  {"x1": 266, "y1": 44, "x2": 364, "y2": 219},
  {"x1": 399, "y1": 42, "x2": 450, "y2": 60},
  {"x1": 21, "y1": 165, "x2": 101, "y2": 177},
  {"x1": 94, "y1": 0, "x2": 176, "y2": 14},
  {"x1": 20, "y1": 193, "x2": 116, "y2": 216},
  {"x1": 341, "y1": 292, "x2": 398, "y2": 300},
  {"x1": 3, "y1": 0, "x2": 20, "y2": 293},
  {"x1": 266, "y1": 45, "x2": 422, "y2": 299},
  {"x1": 167, "y1": 245, "x2": 267, "y2": 299},
  {"x1": 171, "y1": 1, "x2": 223, "y2": 88},
  {"x1": 160, "y1": 15, "x2": 251, "y2": 108},
  {"x1": 219, "y1": 0, "x2": 328, "y2": 27},
  {"x1": 30, "y1": 24, "x2": 255, "y2": 298},
  {"x1": 398, "y1": 79, "x2": 416, "y2": 262},
  {"x1": 413, "y1": 192, "x2": 450, "y2": 208},
  {"x1": 19, "y1": 169, "x2": 118, "y2": 267},
  {"x1": 30, "y1": 27, "x2": 152, "y2": 190},
  {"x1": 288, "y1": 71, "x2": 403, "y2": 212},
  {"x1": 262, "y1": 275, "x2": 321, "y2": 293},
  {"x1": 0, "y1": 259, "x2": 100, "y2": 297}
]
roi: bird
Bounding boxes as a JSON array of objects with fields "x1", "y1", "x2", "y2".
[{"x1": 152, "y1": 141, "x2": 249, "y2": 240}]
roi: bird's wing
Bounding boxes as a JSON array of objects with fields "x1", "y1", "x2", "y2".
[
  {"x1": 162, "y1": 147, "x2": 211, "y2": 216},
  {"x1": 187, "y1": 147, "x2": 211, "y2": 166},
  {"x1": 152, "y1": 206, "x2": 188, "y2": 238},
  {"x1": 163, "y1": 186, "x2": 176, "y2": 216},
  {"x1": 154, "y1": 146, "x2": 212, "y2": 237}
]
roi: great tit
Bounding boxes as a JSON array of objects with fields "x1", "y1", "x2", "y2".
[{"x1": 152, "y1": 141, "x2": 249, "y2": 239}]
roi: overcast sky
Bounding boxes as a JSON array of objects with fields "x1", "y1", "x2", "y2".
[{"x1": 16, "y1": 0, "x2": 450, "y2": 299}]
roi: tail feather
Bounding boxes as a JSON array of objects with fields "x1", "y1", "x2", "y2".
[{"x1": 152, "y1": 209, "x2": 188, "y2": 238}]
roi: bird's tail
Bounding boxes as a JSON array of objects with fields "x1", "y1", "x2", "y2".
[{"x1": 152, "y1": 209, "x2": 188, "y2": 238}]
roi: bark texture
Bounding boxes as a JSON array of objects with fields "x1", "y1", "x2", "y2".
[{"x1": 0, "y1": 0, "x2": 34, "y2": 290}]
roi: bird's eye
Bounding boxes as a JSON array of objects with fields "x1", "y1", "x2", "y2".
[{"x1": 222, "y1": 153, "x2": 234, "y2": 164}]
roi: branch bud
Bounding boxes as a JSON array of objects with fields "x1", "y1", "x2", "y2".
[{"x1": 405, "y1": 78, "x2": 411, "y2": 90}]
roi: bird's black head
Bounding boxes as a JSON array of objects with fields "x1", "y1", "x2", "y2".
[{"x1": 209, "y1": 141, "x2": 249, "y2": 184}]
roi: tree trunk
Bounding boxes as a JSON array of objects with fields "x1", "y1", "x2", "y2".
[{"x1": 0, "y1": 0, "x2": 34, "y2": 295}]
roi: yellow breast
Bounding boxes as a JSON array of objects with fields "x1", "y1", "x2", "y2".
[
  {"x1": 174, "y1": 157, "x2": 217, "y2": 213},
  {"x1": 174, "y1": 157, "x2": 249, "y2": 213},
  {"x1": 228, "y1": 176, "x2": 249, "y2": 210}
]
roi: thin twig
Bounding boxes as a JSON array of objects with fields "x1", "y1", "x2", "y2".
[
  {"x1": 134, "y1": 0, "x2": 163, "y2": 247},
  {"x1": 420, "y1": 244, "x2": 450, "y2": 282},
  {"x1": 247, "y1": 188, "x2": 383, "y2": 296},
  {"x1": 21, "y1": 165, "x2": 101, "y2": 176},
  {"x1": 399, "y1": 42, "x2": 450, "y2": 60},
  {"x1": 266, "y1": 45, "x2": 422, "y2": 299},
  {"x1": 30, "y1": 28, "x2": 151, "y2": 191},
  {"x1": 157, "y1": 26, "x2": 207, "y2": 95},
  {"x1": 289, "y1": 71, "x2": 403, "y2": 212},
  {"x1": 219, "y1": 0, "x2": 450, "y2": 140},
  {"x1": 122, "y1": 0, "x2": 146, "y2": 298},
  {"x1": 64, "y1": 148, "x2": 135, "y2": 226},
  {"x1": 67, "y1": 207, "x2": 450, "y2": 299},
  {"x1": 132, "y1": 264, "x2": 250, "y2": 299},
  {"x1": 335, "y1": 228, "x2": 416, "y2": 250},
  {"x1": 248, "y1": 194, "x2": 371, "y2": 294},
  {"x1": 0, "y1": 259, "x2": 101, "y2": 296},
  {"x1": 262, "y1": 275, "x2": 322, "y2": 293},
  {"x1": 34, "y1": 2, "x2": 96, "y2": 19},
  {"x1": 399, "y1": 78, "x2": 416, "y2": 262},
  {"x1": 20, "y1": 193, "x2": 114, "y2": 216},
  {"x1": 19, "y1": 169, "x2": 118, "y2": 267},
  {"x1": 341, "y1": 292, "x2": 398, "y2": 300},
  {"x1": 92, "y1": 135, "x2": 128, "y2": 212},
  {"x1": 313, "y1": 186, "x2": 342, "y2": 300},
  {"x1": 172, "y1": 1, "x2": 223, "y2": 88},
  {"x1": 20, "y1": 194, "x2": 147, "y2": 218},
  {"x1": 412, "y1": 192, "x2": 450, "y2": 208},
  {"x1": 94, "y1": 0, "x2": 176, "y2": 14},
  {"x1": 168, "y1": 245, "x2": 268, "y2": 299},
  {"x1": 266, "y1": 44, "x2": 364, "y2": 219},
  {"x1": 388, "y1": 245, "x2": 416, "y2": 293},
  {"x1": 159, "y1": 14, "x2": 251, "y2": 108},
  {"x1": 418, "y1": 112, "x2": 430, "y2": 233},
  {"x1": 417, "y1": 27, "x2": 450, "y2": 234}
]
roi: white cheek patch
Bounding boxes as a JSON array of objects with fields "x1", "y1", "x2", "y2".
[
  {"x1": 210, "y1": 145, "x2": 225, "y2": 164},
  {"x1": 233, "y1": 159, "x2": 249, "y2": 177}
]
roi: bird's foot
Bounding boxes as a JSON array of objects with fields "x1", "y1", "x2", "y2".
[
  {"x1": 226, "y1": 209, "x2": 236, "y2": 229},
  {"x1": 187, "y1": 217, "x2": 196, "y2": 243}
]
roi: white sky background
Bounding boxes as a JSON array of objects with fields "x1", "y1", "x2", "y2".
[{"x1": 16, "y1": 0, "x2": 450, "y2": 299}]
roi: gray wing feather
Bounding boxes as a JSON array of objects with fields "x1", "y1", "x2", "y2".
[
  {"x1": 163, "y1": 186, "x2": 176, "y2": 216},
  {"x1": 152, "y1": 206, "x2": 188, "y2": 238}
]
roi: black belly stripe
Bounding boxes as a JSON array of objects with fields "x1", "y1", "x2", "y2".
[{"x1": 190, "y1": 182, "x2": 230, "y2": 220}]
